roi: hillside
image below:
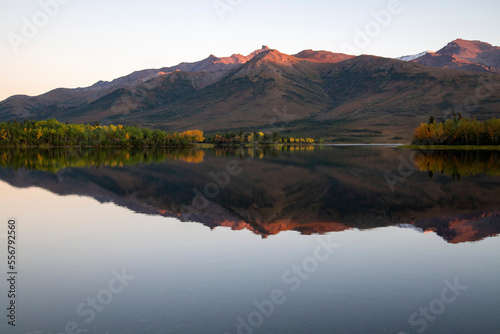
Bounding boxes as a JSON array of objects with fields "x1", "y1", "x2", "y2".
[
  {"x1": 0, "y1": 46, "x2": 272, "y2": 123},
  {"x1": 1, "y1": 40, "x2": 500, "y2": 142}
]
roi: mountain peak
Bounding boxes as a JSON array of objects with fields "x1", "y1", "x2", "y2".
[
  {"x1": 251, "y1": 48, "x2": 300, "y2": 65},
  {"x1": 452, "y1": 38, "x2": 493, "y2": 46},
  {"x1": 440, "y1": 38, "x2": 496, "y2": 55},
  {"x1": 210, "y1": 46, "x2": 273, "y2": 66},
  {"x1": 247, "y1": 45, "x2": 272, "y2": 59},
  {"x1": 401, "y1": 38, "x2": 500, "y2": 73}
]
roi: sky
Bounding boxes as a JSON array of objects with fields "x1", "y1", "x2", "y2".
[{"x1": 0, "y1": 0, "x2": 499, "y2": 101}]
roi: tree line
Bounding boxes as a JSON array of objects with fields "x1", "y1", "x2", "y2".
[
  {"x1": 0, "y1": 119, "x2": 204, "y2": 147},
  {"x1": 205, "y1": 130, "x2": 323, "y2": 145},
  {"x1": 413, "y1": 115, "x2": 500, "y2": 146}
]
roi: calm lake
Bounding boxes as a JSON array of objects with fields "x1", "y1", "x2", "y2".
[{"x1": 0, "y1": 146, "x2": 499, "y2": 334}]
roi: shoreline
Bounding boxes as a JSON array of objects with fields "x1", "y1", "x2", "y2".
[{"x1": 402, "y1": 144, "x2": 500, "y2": 150}]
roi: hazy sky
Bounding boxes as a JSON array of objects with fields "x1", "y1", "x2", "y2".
[{"x1": 1, "y1": 0, "x2": 499, "y2": 101}]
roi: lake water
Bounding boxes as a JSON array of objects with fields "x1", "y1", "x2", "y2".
[{"x1": 0, "y1": 146, "x2": 499, "y2": 334}]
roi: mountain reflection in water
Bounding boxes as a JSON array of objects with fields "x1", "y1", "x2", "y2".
[{"x1": 1, "y1": 146, "x2": 499, "y2": 243}]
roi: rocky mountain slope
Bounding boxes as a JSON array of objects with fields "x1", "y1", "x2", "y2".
[
  {"x1": 405, "y1": 39, "x2": 500, "y2": 73},
  {"x1": 1, "y1": 40, "x2": 500, "y2": 142}
]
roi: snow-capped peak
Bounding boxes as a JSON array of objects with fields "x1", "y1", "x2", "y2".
[{"x1": 397, "y1": 50, "x2": 434, "y2": 62}]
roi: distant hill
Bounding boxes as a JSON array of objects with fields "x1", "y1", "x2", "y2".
[{"x1": 1, "y1": 39, "x2": 500, "y2": 142}]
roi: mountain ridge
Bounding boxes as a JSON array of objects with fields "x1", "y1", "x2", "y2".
[{"x1": 1, "y1": 39, "x2": 500, "y2": 142}]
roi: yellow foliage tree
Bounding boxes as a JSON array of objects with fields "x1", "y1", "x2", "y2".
[{"x1": 180, "y1": 130, "x2": 204, "y2": 142}]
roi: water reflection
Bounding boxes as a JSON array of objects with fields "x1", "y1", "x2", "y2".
[
  {"x1": 0, "y1": 146, "x2": 321, "y2": 172},
  {"x1": 1, "y1": 146, "x2": 500, "y2": 243},
  {"x1": 0, "y1": 147, "x2": 206, "y2": 171},
  {"x1": 413, "y1": 149, "x2": 500, "y2": 179}
]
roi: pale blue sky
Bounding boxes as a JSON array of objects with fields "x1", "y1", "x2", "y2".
[{"x1": 1, "y1": 0, "x2": 499, "y2": 100}]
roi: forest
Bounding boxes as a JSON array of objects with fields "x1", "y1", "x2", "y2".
[
  {"x1": 413, "y1": 115, "x2": 500, "y2": 146},
  {"x1": 0, "y1": 119, "x2": 323, "y2": 147},
  {"x1": 0, "y1": 119, "x2": 204, "y2": 147}
]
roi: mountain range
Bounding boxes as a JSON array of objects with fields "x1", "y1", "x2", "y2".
[{"x1": 1, "y1": 39, "x2": 500, "y2": 142}]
